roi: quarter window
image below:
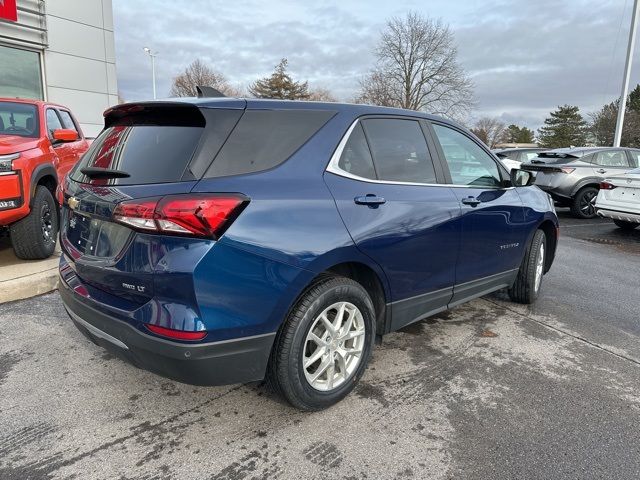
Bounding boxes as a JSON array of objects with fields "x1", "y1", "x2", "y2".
[
  {"x1": 45, "y1": 109, "x2": 63, "y2": 137},
  {"x1": 338, "y1": 124, "x2": 376, "y2": 180},
  {"x1": 361, "y1": 119, "x2": 436, "y2": 184},
  {"x1": 432, "y1": 124, "x2": 502, "y2": 187}
]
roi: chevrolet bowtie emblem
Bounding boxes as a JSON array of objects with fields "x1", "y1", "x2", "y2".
[{"x1": 68, "y1": 197, "x2": 80, "y2": 210}]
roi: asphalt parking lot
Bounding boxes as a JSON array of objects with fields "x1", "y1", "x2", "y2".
[{"x1": 1, "y1": 211, "x2": 639, "y2": 480}]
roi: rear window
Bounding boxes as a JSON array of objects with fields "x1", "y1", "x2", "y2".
[
  {"x1": 204, "y1": 109, "x2": 335, "y2": 178},
  {"x1": 70, "y1": 125, "x2": 203, "y2": 185},
  {"x1": 0, "y1": 102, "x2": 39, "y2": 138}
]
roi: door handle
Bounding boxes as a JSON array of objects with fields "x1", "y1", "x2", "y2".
[
  {"x1": 354, "y1": 194, "x2": 386, "y2": 207},
  {"x1": 596, "y1": 169, "x2": 607, "y2": 174},
  {"x1": 461, "y1": 196, "x2": 481, "y2": 207}
]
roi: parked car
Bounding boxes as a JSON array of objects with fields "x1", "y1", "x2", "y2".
[
  {"x1": 58, "y1": 99, "x2": 558, "y2": 410},
  {"x1": 595, "y1": 167, "x2": 640, "y2": 230},
  {"x1": 0, "y1": 98, "x2": 89, "y2": 259},
  {"x1": 521, "y1": 147, "x2": 640, "y2": 219},
  {"x1": 493, "y1": 147, "x2": 548, "y2": 172}
]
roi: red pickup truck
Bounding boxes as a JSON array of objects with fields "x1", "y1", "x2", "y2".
[{"x1": 0, "y1": 98, "x2": 90, "y2": 259}]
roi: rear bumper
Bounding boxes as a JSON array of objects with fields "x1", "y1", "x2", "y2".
[
  {"x1": 59, "y1": 279, "x2": 275, "y2": 386},
  {"x1": 596, "y1": 207, "x2": 640, "y2": 224}
]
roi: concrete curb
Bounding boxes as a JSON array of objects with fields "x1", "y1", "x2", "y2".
[
  {"x1": 0, "y1": 238, "x2": 61, "y2": 304},
  {"x1": 0, "y1": 267, "x2": 59, "y2": 303}
]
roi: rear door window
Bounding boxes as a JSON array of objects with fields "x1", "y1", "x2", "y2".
[
  {"x1": 594, "y1": 150, "x2": 630, "y2": 167},
  {"x1": 361, "y1": 118, "x2": 436, "y2": 184},
  {"x1": 205, "y1": 109, "x2": 335, "y2": 178},
  {"x1": 432, "y1": 124, "x2": 502, "y2": 187}
]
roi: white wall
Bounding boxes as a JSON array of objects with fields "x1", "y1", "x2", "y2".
[{"x1": 44, "y1": 0, "x2": 117, "y2": 137}]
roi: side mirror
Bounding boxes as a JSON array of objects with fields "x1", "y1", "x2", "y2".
[
  {"x1": 510, "y1": 168, "x2": 536, "y2": 187},
  {"x1": 52, "y1": 129, "x2": 79, "y2": 143}
]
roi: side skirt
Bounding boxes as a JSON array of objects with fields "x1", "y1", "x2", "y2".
[{"x1": 386, "y1": 269, "x2": 518, "y2": 333}]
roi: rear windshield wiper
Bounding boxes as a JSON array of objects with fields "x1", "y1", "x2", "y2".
[
  {"x1": 529, "y1": 159, "x2": 547, "y2": 164},
  {"x1": 80, "y1": 167, "x2": 130, "y2": 179}
]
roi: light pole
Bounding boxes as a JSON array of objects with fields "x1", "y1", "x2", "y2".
[
  {"x1": 613, "y1": 0, "x2": 639, "y2": 147},
  {"x1": 143, "y1": 47, "x2": 158, "y2": 100}
]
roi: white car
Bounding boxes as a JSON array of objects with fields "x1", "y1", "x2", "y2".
[{"x1": 595, "y1": 168, "x2": 640, "y2": 230}]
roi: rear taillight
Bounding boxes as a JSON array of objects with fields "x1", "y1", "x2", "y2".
[
  {"x1": 145, "y1": 324, "x2": 207, "y2": 341},
  {"x1": 113, "y1": 194, "x2": 248, "y2": 238},
  {"x1": 599, "y1": 182, "x2": 617, "y2": 190}
]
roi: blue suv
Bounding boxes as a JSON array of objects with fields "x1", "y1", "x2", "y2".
[{"x1": 58, "y1": 99, "x2": 558, "y2": 410}]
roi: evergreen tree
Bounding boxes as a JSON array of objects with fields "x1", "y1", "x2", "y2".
[
  {"x1": 537, "y1": 105, "x2": 587, "y2": 148},
  {"x1": 249, "y1": 59, "x2": 310, "y2": 100},
  {"x1": 503, "y1": 124, "x2": 535, "y2": 143},
  {"x1": 628, "y1": 84, "x2": 640, "y2": 113}
]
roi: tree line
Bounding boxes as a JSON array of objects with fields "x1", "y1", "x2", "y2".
[
  {"x1": 169, "y1": 12, "x2": 474, "y2": 119},
  {"x1": 470, "y1": 86, "x2": 640, "y2": 149},
  {"x1": 166, "y1": 10, "x2": 639, "y2": 150}
]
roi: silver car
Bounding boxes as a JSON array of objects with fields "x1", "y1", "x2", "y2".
[{"x1": 522, "y1": 147, "x2": 640, "y2": 218}]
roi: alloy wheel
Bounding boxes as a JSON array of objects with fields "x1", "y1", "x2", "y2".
[
  {"x1": 303, "y1": 302, "x2": 366, "y2": 391},
  {"x1": 40, "y1": 203, "x2": 54, "y2": 244},
  {"x1": 580, "y1": 191, "x2": 597, "y2": 216},
  {"x1": 534, "y1": 242, "x2": 545, "y2": 293}
]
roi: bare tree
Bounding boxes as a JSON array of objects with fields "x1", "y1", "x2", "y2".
[
  {"x1": 356, "y1": 12, "x2": 474, "y2": 119},
  {"x1": 308, "y1": 87, "x2": 338, "y2": 102},
  {"x1": 470, "y1": 117, "x2": 506, "y2": 148},
  {"x1": 170, "y1": 59, "x2": 240, "y2": 97}
]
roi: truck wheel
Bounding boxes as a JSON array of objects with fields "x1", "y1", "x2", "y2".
[
  {"x1": 570, "y1": 187, "x2": 598, "y2": 219},
  {"x1": 267, "y1": 275, "x2": 375, "y2": 411},
  {"x1": 508, "y1": 229, "x2": 546, "y2": 304},
  {"x1": 613, "y1": 219, "x2": 639, "y2": 230},
  {"x1": 10, "y1": 186, "x2": 59, "y2": 260}
]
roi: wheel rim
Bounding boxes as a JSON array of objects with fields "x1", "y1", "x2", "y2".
[
  {"x1": 40, "y1": 203, "x2": 54, "y2": 244},
  {"x1": 580, "y1": 191, "x2": 597, "y2": 216},
  {"x1": 534, "y1": 242, "x2": 545, "y2": 293},
  {"x1": 303, "y1": 301, "x2": 366, "y2": 392}
]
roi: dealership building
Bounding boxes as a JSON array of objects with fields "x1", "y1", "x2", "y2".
[{"x1": 0, "y1": 0, "x2": 117, "y2": 137}]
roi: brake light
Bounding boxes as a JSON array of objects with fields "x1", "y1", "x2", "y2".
[
  {"x1": 113, "y1": 194, "x2": 248, "y2": 238},
  {"x1": 145, "y1": 324, "x2": 207, "y2": 341},
  {"x1": 599, "y1": 182, "x2": 617, "y2": 190},
  {"x1": 560, "y1": 167, "x2": 575, "y2": 174}
]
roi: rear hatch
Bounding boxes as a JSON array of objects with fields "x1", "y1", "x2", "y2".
[
  {"x1": 522, "y1": 152, "x2": 583, "y2": 186},
  {"x1": 61, "y1": 101, "x2": 246, "y2": 303},
  {"x1": 599, "y1": 170, "x2": 640, "y2": 209}
]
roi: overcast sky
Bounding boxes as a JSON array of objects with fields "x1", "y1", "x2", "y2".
[{"x1": 112, "y1": 0, "x2": 640, "y2": 129}]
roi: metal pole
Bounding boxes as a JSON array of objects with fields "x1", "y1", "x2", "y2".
[
  {"x1": 151, "y1": 54, "x2": 157, "y2": 100},
  {"x1": 614, "y1": 0, "x2": 639, "y2": 147}
]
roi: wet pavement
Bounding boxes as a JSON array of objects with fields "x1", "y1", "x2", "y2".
[{"x1": 1, "y1": 211, "x2": 639, "y2": 479}]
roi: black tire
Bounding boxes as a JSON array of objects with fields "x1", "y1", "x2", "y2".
[
  {"x1": 10, "y1": 185, "x2": 58, "y2": 260},
  {"x1": 508, "y1": 229, "x2": 546, "y2": 304},
  {"x1": 267, "y1": 275, "x2": 376, "y2": 411},
  {"x1": 613, "y1": 219, "x2": 639, "y2": 230},
  {"x1": 570, "y1": 186, "x2": 598, "y2": 219}
]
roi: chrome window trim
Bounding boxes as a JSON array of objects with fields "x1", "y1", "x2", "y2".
[{"x1": 326, "y1": 118, "x2": 513, "y2": 190}]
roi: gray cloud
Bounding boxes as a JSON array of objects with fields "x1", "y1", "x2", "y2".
[{"x1": 113, "y1": 0, "x2": 640, "y2": 129}]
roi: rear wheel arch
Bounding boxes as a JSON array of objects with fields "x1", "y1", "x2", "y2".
[
  {"x1": 537, "y1": 220, "x2": 557, "y2": 273},
  {"x1": 570, "y1": 181, "x2": 600, "y2": 198},
  {"x1": 324, "y1": 262, "x2": 388, "y2": 336}
]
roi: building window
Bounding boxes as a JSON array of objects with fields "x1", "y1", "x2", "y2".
[{"x1": 0, "y1": 45, "x2": 44, "y2": 100}]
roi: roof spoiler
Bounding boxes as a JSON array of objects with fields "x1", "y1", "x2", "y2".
[{"x1": 196, "y1": 86, "x2": 226, "y2": 98}]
